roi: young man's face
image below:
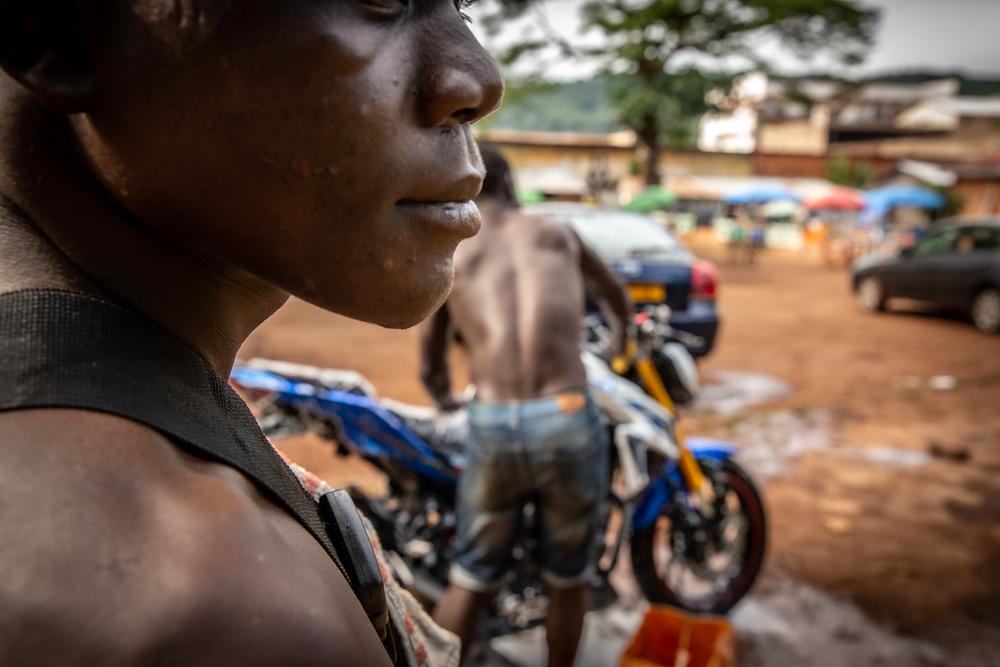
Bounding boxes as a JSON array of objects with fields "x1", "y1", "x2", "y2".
[{"x1": 75, "y1": 0, "x2": 503, "y2": 327}]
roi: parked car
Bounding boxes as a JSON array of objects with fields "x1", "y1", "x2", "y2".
[
  {"x1": 852, "y1": 218, "x2": 1000, "y2": 333},
  {"x1": 524, "y1": 203, "x2": 720, "y2": 356}
]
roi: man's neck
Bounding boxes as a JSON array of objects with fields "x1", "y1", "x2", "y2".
[{"x1": 0, "y1": 86, "x2": 287, "y2": 376}]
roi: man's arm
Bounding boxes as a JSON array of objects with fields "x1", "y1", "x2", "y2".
[
  {"x1": 573, "y1": 230, "x2": 633, "y2": 356},
  {"x1": 419, "y1": 304, "x2": 461, "y2": 410}
]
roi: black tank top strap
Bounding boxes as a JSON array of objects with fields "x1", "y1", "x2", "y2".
[
  {"x1": 0, "y1": 288, "x2": 347, "y2": 573},
  {"x1": 1, "y1": 288, "x2": 402, "y2": 663}
]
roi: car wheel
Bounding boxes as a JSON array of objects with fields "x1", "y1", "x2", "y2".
[
  {"x1": 971, "y1": 287, "x2": 1000, "y2": 334},
  {"x1": 857, "y1": 276, "x2": 886, "y2": 313}
]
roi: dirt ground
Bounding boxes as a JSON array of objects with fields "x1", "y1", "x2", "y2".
[{"x1": 241, "y1": 235, "x2": 1000, "y2": 662}]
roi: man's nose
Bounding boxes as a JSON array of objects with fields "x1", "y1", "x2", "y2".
[{"x1": 419, "y1": 30, "x2": 504, "y2": 128}]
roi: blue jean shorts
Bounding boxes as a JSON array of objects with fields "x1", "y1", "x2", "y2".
[{"x1": 450, "y1": 390, "x2": 608, "y2": 592}]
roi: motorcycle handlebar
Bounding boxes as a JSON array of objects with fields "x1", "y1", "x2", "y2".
[{"x1": 587, "y1": 309, "x2": 704, "y2": 359}]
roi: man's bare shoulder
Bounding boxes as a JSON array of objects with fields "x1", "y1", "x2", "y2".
[
  {"x1": 509, "y1": 209, "x2": 578, "y2": 250},
  {"x1": 0, "y1": 409, "x2": 389, "y2": 666}
]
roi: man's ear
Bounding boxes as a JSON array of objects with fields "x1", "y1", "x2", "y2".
[{"x1": 0, "y1": 0, "x2": 94, "y2": 112}]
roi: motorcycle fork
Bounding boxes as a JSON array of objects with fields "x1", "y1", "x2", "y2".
[{"x1": 633, "y1": 356, "x2": 708, "y2": 494}]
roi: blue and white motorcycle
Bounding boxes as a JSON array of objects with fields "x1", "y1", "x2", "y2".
[{"x1": 230, "y1": 321, "x2": 765, "y2": 637}]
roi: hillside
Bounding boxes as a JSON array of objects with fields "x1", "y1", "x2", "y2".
[
  {"x1": 487, "y1": 70, "x2": 1000, "y2": 134},
  {"x1": 486, "y1": 77, "x2": 623, "y2": 133}
]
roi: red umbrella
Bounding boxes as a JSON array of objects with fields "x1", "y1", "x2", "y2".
[{"x1": 805, "y1": 187, "x2": 865, "y2": 211}]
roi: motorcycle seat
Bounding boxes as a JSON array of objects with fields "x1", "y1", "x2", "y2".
[
  {"x1": 381, "y1": 399, "x2": 469, "y2": 467},
  {"x1": 247, "y1": 358, "x2": 376, "y2": 397}
]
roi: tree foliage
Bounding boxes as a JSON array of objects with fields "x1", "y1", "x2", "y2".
[
  {"x1": 488, "y1": 0, "x2": 880, "y2": 183},
  {"x1": 826, "y1": 155, "x2": 872, "y2": 189}
]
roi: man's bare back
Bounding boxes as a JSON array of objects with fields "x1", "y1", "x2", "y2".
[
  {"x1": 421, "y1": 171, "x2": 630, "y2": 407},
  {"x1": 447, "y1": 205, "x2": 589, "y2": 400}
]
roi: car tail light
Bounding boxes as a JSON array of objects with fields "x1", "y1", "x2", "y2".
[{"x1": 691, "y1": 260, "x2": 718, "y2": 300}]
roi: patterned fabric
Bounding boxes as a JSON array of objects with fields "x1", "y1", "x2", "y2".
[{"x1": 282, "y1": 455, "x2": 461, "y2": 667}]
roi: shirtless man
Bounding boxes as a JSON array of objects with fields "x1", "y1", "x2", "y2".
[
  {"x1": 421, "y1": 146, "x2": 631, "y2": 666},
  {"x1": 0, "y1": 2, "x2": 501, "y2": 665}
]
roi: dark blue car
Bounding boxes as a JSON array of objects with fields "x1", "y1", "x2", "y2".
[
  {"x1": 525, "y1": 204, "x2": 721, "y2": 357},
  {"x1": 852, "y1": 218, "x2": 1000, "y2": 333}
]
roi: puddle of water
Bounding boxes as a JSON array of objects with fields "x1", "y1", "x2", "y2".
[
  {"x1": 725, "y1": 409, "x2": 933, "y2": 480},
  {"x1": 485, "y1": 603, "x2": 644, "y2": 667},
  {"x1": 483, "y1": 579, "x2": 987, "y2": 667},
  {"x1": 695, "y1": 371, "x2": 792, "y2": 416},
  {"x1": 842, "y1": 446, "x2": 931, "y2": 468},
  {"x1": 733, "y1": 580, "x2": 948, "y2": 667},
  {"x1": 727, "y1": 410, "x2": 834, "y2": 480}
]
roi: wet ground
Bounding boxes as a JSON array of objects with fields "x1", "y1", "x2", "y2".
[{"x1": 241, "y1": 236, "x2": 1000, "y2": 665}]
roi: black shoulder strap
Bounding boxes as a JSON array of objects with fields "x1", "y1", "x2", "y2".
[{"x1": 0, "y1": 289, "x2": 346, "y2": 571}]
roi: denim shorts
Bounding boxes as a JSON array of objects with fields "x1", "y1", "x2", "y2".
[{"x1": 450, "y1": 390, "x2": 608, "y2": 592}]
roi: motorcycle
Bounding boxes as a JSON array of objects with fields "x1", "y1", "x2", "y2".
[
  {"x1": 589, "y1": 304, "x2": 704, "y2": 408},
  {"x1": 230, "y1": 337, "x2": 765, "y2": 639}
]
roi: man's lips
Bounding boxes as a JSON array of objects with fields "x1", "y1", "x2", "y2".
[
  {"x1": 395, "y1": 199, "x2": 482, "y2": 239},
  {"x1": 396, "y1": 169, "x2": 485, "y2": 239}
]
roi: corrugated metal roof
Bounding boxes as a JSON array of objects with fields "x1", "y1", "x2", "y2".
[{"x1": 933, "y1": 97, "x2": 1000, "y2": 118}]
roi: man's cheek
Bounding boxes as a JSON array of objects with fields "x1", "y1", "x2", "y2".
[{"x1": 263, "y1": 4, "x2": 403, "y2": 76}]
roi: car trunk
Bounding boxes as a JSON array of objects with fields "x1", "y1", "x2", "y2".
[{"x1": 614, "y1": 258, "x2": 693, "y2": 312}]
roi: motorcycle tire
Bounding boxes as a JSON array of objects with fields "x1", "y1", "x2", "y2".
[{"x1": 630, "y1": 458, "x2": 766, "y2": 614}]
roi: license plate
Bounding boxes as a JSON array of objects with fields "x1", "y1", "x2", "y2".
[{"x1": 629, "y1": 283, "x2": 666, "y2": 303}]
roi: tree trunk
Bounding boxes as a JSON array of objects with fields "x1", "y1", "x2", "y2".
[{"x1": 638, "y1": 112, "x2": 661, "y2": 186}]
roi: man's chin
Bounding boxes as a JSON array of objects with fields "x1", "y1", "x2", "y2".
[
  {"x1": 377, "y1": 285, "x2": 453, "y2": 330},
  {"x1": 305, "y1": 273, "x2": 453, "y2": 330},
  {"x1": 362, "y1": 297, "x2": 446, "y2": 330}
]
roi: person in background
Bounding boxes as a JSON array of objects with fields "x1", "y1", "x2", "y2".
[
  {"x1": 747, "y1": 209, "x2": 767, "y2": 265},
  {"x1": 420, "y1": 146, "x2": 632, "y2": 666}
]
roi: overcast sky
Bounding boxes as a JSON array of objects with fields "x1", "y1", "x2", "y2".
[{"x1": 470, "y1": 0, "x2": 1000, "y2": 80}]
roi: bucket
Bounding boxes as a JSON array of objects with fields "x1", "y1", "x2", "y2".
[{"x1": 619, "y1": 605, "x2": 734, "y2": 667}]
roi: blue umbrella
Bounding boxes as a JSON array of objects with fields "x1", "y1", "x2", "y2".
[
  {"x1": 724, "y1": 185, "x2": 801, "y2": 205},
  {"x1": 863, "y1": 185, "x2": 945, "y2": 212}
]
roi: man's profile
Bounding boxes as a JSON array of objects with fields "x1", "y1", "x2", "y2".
[
  {"x1": 421, "y1": 146, "x2": 632, "y2": 666},
  {"x1": 0, "y1": 2, "x2": 501, "y2": 665}
]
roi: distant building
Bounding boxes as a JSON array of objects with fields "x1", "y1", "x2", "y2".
[
  {"x1": 829, "y1": 78, "x2": 959, "y2": 143},
  {"x1": 698, "y1": 106, "x2": 758, "y2": 154},
  {"x1": 699, "y1": 72, "x2": 840, "y2": 156},
  {"x1": 848, "y1": 95, "x2": 1000, "y2": 161},
  {"x1": 699, "y1": 73, "x2": 1000, "y2": 163},
  {"x1": 479, "y1": 78, "x2": 1000, "y2": 217},
  {"x1": 475, "y1": 128, "x2": 636, "y2": 201}
]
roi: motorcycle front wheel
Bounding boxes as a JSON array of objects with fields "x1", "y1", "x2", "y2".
[{"x1": 630, "y1": 458, "x2": 766, "y2": 614}]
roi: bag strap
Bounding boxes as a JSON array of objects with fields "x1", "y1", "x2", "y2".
[{"x1": 0, "y1": 289, "x2": 352, "y2": 572}]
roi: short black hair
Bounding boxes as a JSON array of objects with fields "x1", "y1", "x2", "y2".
[{"x1": 478, "y1": 143, "x2": 511, "y2": 199}]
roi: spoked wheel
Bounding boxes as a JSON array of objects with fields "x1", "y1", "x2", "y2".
[
  {"x1": 856, "y1": 276, "x2": 886, "y2": 313},
  {"x1": 630, "y1": 459, "x2": 766, "y2": 614},
  {"x1": 971, "y1": 287, "x2": 1000, "y2": 334}
]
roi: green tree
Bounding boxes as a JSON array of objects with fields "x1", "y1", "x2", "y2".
[
  {"x1": 489, "y1": 0, "x2": 879, "y2": 185},
  {"x1": 826, "y1": 155, "x2": 872, "y2": 189}
]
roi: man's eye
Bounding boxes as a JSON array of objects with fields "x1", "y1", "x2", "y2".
[
  {"x1": 455, "y1": 0, "x2": 477, "y2": 22},
  {"x1": 360, "y1": 0, "x2": 407, "y2": 17}
]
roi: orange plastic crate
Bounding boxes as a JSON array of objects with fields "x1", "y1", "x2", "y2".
[{"x1": 620, "y1": 606, "x2": 734, "y2": 667}]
